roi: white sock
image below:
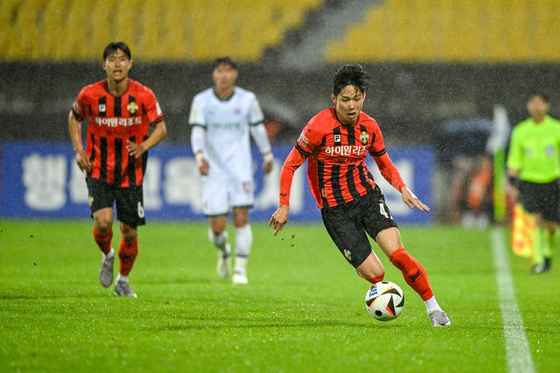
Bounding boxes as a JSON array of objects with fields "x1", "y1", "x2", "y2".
[
  {"x1": 235, "y1": 224, "x2": 253, "y2": 259},
  {"x1": 235, "y1": 256, "x2": 248, "y2": 270},
  {"x1": 116, "y1": 274, "x2": 128, "y2": 283},
  {"x1": 103, "y1": 247, "x2": 115, "y2": 260},
  {"x1": 208, "y1": 228, "x2": 229, "y2": 251},
  {"x1": 424, "y1": 296, "x2": 442, "y2": 313}
]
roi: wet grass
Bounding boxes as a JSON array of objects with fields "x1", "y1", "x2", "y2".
[{"x1": 0, "y1": 220, "x2": 559, "y2": 372}]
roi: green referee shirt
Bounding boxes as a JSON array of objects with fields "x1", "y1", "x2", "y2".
[{"x1": 507, "y1": 115, "x2": 560, "y2": 183}]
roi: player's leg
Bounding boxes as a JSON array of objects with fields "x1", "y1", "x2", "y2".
[
  {"x1": 209, "y1": 215, "x2": 232, "y2": 279},
  {"x1": 202, "y1": 178, "x2": 232, "y2": 278},
  {"x1": 93, "y1": 208, "x2": 116, "y2": 287},
  {"x1": 530, "y1": 213, "x2": 546, "y2": 273},
  {"x1": 362, "y1": 187, "x2": 450, "y2": 326},
  {"x1": 376, "y1": 227, "x2": 450, "y2": 326},
  {"x1": 521, "y1": 180, "x2": 557, "y2": 274},
  {"x1": 232, "y1": 207, "x2": 251, "y2": 284},
  {"x1": 113, "y1": 222, "x2": 138, "y2": 297},
  {"x1": 87, "y1": 178, "x2": 116, "y2": 287},
  {"x1": 544, "y1": 222, "x2": 556, "y2": 271},
  {"x1": 229, "y1": 178, "x2": 254, "y2": 284},
  {"x1": 113, "y1": 186, "x2": 145, "y2": 297},
  {"x1": 375, "y1": 228, "x2": 433, "y2": 300},
  {"x1": 540, "y1": 182, "x2": 560, "y2": 272},
  {"x1": 356, "y1": 251, "x2": 386, "y2": 284},
  {"x1": 320, "y1": 203, "x2": 383, "y2": 283}
]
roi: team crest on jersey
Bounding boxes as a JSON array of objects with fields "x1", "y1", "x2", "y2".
[
  {"x1": 127, "y1": 101, "x2": 139, "y2": 116},
  {"x1": 546, "y1": 145, "x2": 554, "y2": 157},
  {"x1": 98, "y1": 104, "x2": 106, "y2": 113},
  {"x1": 334, "y1": 134, "x2": 341, "y2": 145},
  {"x1": 360, "y1": 131, "x2": 369, "y2": 145}
]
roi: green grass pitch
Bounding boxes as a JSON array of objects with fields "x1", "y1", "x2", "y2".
[{"x1": 1, "y1": 220, "x2": 559, "y2": 372}]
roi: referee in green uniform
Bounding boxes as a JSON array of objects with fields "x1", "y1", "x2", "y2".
[{"x1": 507, "y1": 92, "x2": 560, "y2": 274}]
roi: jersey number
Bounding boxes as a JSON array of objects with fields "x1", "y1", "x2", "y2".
[
  {"x1": 379, "y1": 203, "x2": 390, "y2": 219},
  {"x1": 137, "y1": 202, "x2": 145, "y2": 218}
]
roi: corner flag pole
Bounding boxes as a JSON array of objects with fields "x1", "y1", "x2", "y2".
[{"x1": 486, "y1": 105, "x2": 511, "y2": 223}]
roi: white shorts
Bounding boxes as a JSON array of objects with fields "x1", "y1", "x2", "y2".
[{"x1": 201, "y1": 177, "x2": 254, "y2": 216}]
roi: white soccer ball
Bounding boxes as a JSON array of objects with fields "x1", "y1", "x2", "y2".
[{"x1": 365, "y1": 281, "x2": 405, "y2": 321}]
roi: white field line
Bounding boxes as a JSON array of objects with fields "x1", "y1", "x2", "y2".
[{"x1": 491, "y1": 228, "x2": 535, "y2": 373}]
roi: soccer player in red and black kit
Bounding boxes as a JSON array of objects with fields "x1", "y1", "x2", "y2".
[
  {"x1": 269, "y1": 64, "x2": 451, "y2": 326},
  {"x1": 69, "y1": 42, "x2": 167, "y2": 297}
]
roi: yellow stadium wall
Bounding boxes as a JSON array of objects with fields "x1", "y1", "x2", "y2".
[
  {"x1": 0, "y1": 0, "x2": 323, "y2": 63},
  {"x1": 325, "y1": 0, "x2": 560, "y2": 63}
]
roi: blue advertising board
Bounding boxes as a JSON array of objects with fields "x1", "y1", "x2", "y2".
[{"x1": 0, "y1": 142, "x2": 433, "y2": 224}]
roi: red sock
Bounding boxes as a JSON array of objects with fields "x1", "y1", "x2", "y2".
[
  {"x1": 357, "y1": 270, "x2": 385, "y2": 284},
  {"x1": 93, "y1": 226, "x2": 113, "y2": 255},
  {"x1": 119, "y1": 237, "x2": 138, "y2": 276},
  {"x1": 390, "y1": 248, "x2": 434, "y2": 301}
]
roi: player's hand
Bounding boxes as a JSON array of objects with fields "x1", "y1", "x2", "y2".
[
  {"x1": 126, "y1": 140, "x2": 147, "y2": 159},
  {"x1": 194, "y1": 151, "x2": 209, "y2": 175},
  {"x1": 263, "y1": 160, "x2": 273, "y2": 175},
  {"x1": 401, "y1": 186, "x2": 430, "y2": 212},
  {"x1": 75, "y1": 150, "x2": 92, "y2": 173},
  {"x1": 269, "y1": 205, "x2": 289, "y2": 236},
  {"x1": 509, "y1": 186, "x2": 519, "y2": 202},
  {"x1": 263, "y1": 152, "x2": 273, "y2": 175},
  {"x1": 197, "y1": 159, "x2": 209, "y2": 175}
]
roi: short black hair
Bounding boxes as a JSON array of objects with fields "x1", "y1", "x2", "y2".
[
  {"x1": 103, "y1": 42, "x2": 132, "y2": 61},
  {"x1": 528, "y1": 91, "x2": 550, "y2": 103},
  {"x1": 333, "y1": 64, "x2": 370, "y2": 96},
  {"x1": 213, "y1": 57, "x2": 237, "y2": 70}
]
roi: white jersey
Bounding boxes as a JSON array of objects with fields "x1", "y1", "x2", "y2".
[{"x1": 189, "y1": 87, "x2": 264, "y2": 181}]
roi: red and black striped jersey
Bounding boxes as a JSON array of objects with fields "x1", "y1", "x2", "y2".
[
  {"x1": 279, "y1": 107, "x2": 406, "y2": 209},
  {"x1": 72, "y1": 79, "x2": 164, "y2": 187}
]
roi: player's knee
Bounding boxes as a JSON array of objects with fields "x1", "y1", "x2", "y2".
[
  {"x1": 233, "y1": 210, "x2": 249, "y2": 227},
  {"x1": 119, "y1": 224, "x2": 137, "y2": 242},
  {"x1": 94, "y1": 218, "x2": 112, "y2": 232}
]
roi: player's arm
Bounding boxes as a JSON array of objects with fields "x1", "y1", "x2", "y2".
[
  {"x1": 373, "y1": 152, "x2": 430, "y2": 212},
  {"x1": 249, "y1": 122, "x2": 274, "y2": 175},
  {"x1": 68, "y1": 111, "x2": 91, "y2": 173},
  {"x1": 269, "y1": 147, "x2": 307, "y2": 236},
  {"x1": 127, "y1": 120, "x2": 167, "y2": 158},
  {"x1": 188, "y1": 96, "x2": 209, "y2": 175},
  {"x1": 248, "y1": 95, "x2": 273, "y2": 174},
  {"x1": 506, "y1": 167, "x2": 521, "y2": 201},
  {"x1": 506, "y1": 129, "x2": 522, "y2": 191},
  {"x1": 190, "y1": 125, "x2": 209, "y2": 175}
]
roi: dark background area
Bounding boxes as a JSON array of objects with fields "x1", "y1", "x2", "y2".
[{"x1": 2, "y1": 62, "x2": 560, "y2": 147}]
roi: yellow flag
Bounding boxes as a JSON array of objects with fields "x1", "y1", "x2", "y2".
[{"x1": 511, "y1": 203, "x2": 536, "y2": 261}]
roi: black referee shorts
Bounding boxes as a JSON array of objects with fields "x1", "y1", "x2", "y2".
[
  {"x1": 518, "y1": 179, "x2": 560, "y2": 223},
  {"x1": 321, "y1": 185, "x2": 398, "y2": 268},
  {"x1": 86, "y1": 177, "x2": 146, "y2": 229}
]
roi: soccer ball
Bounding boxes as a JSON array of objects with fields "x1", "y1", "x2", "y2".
[{"x1": 365, "y1": 281, "x2": 405, "y2": 321}]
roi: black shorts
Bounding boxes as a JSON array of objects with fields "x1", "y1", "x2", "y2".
[
  {"x1": 321, "y1": 185, "x2": 398, "y2": 268},
  {"x1": 86, "y1": 178, "x2": 146, "y2": 229},
  {"x1": 518, "y1": 179, "x2": 560, "y2": 223}
]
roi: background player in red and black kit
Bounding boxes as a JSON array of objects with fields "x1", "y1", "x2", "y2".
[
  {"x1": 269, "y1": 64, "x2": 451, "y2": 326},
  {"x1": 69, "y1": 42, "x2": 167, "y2": 297}
]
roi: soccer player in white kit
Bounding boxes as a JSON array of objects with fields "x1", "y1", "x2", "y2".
[{"x1": 189, "y1": 57, "x2": 274, "y2": 284}]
